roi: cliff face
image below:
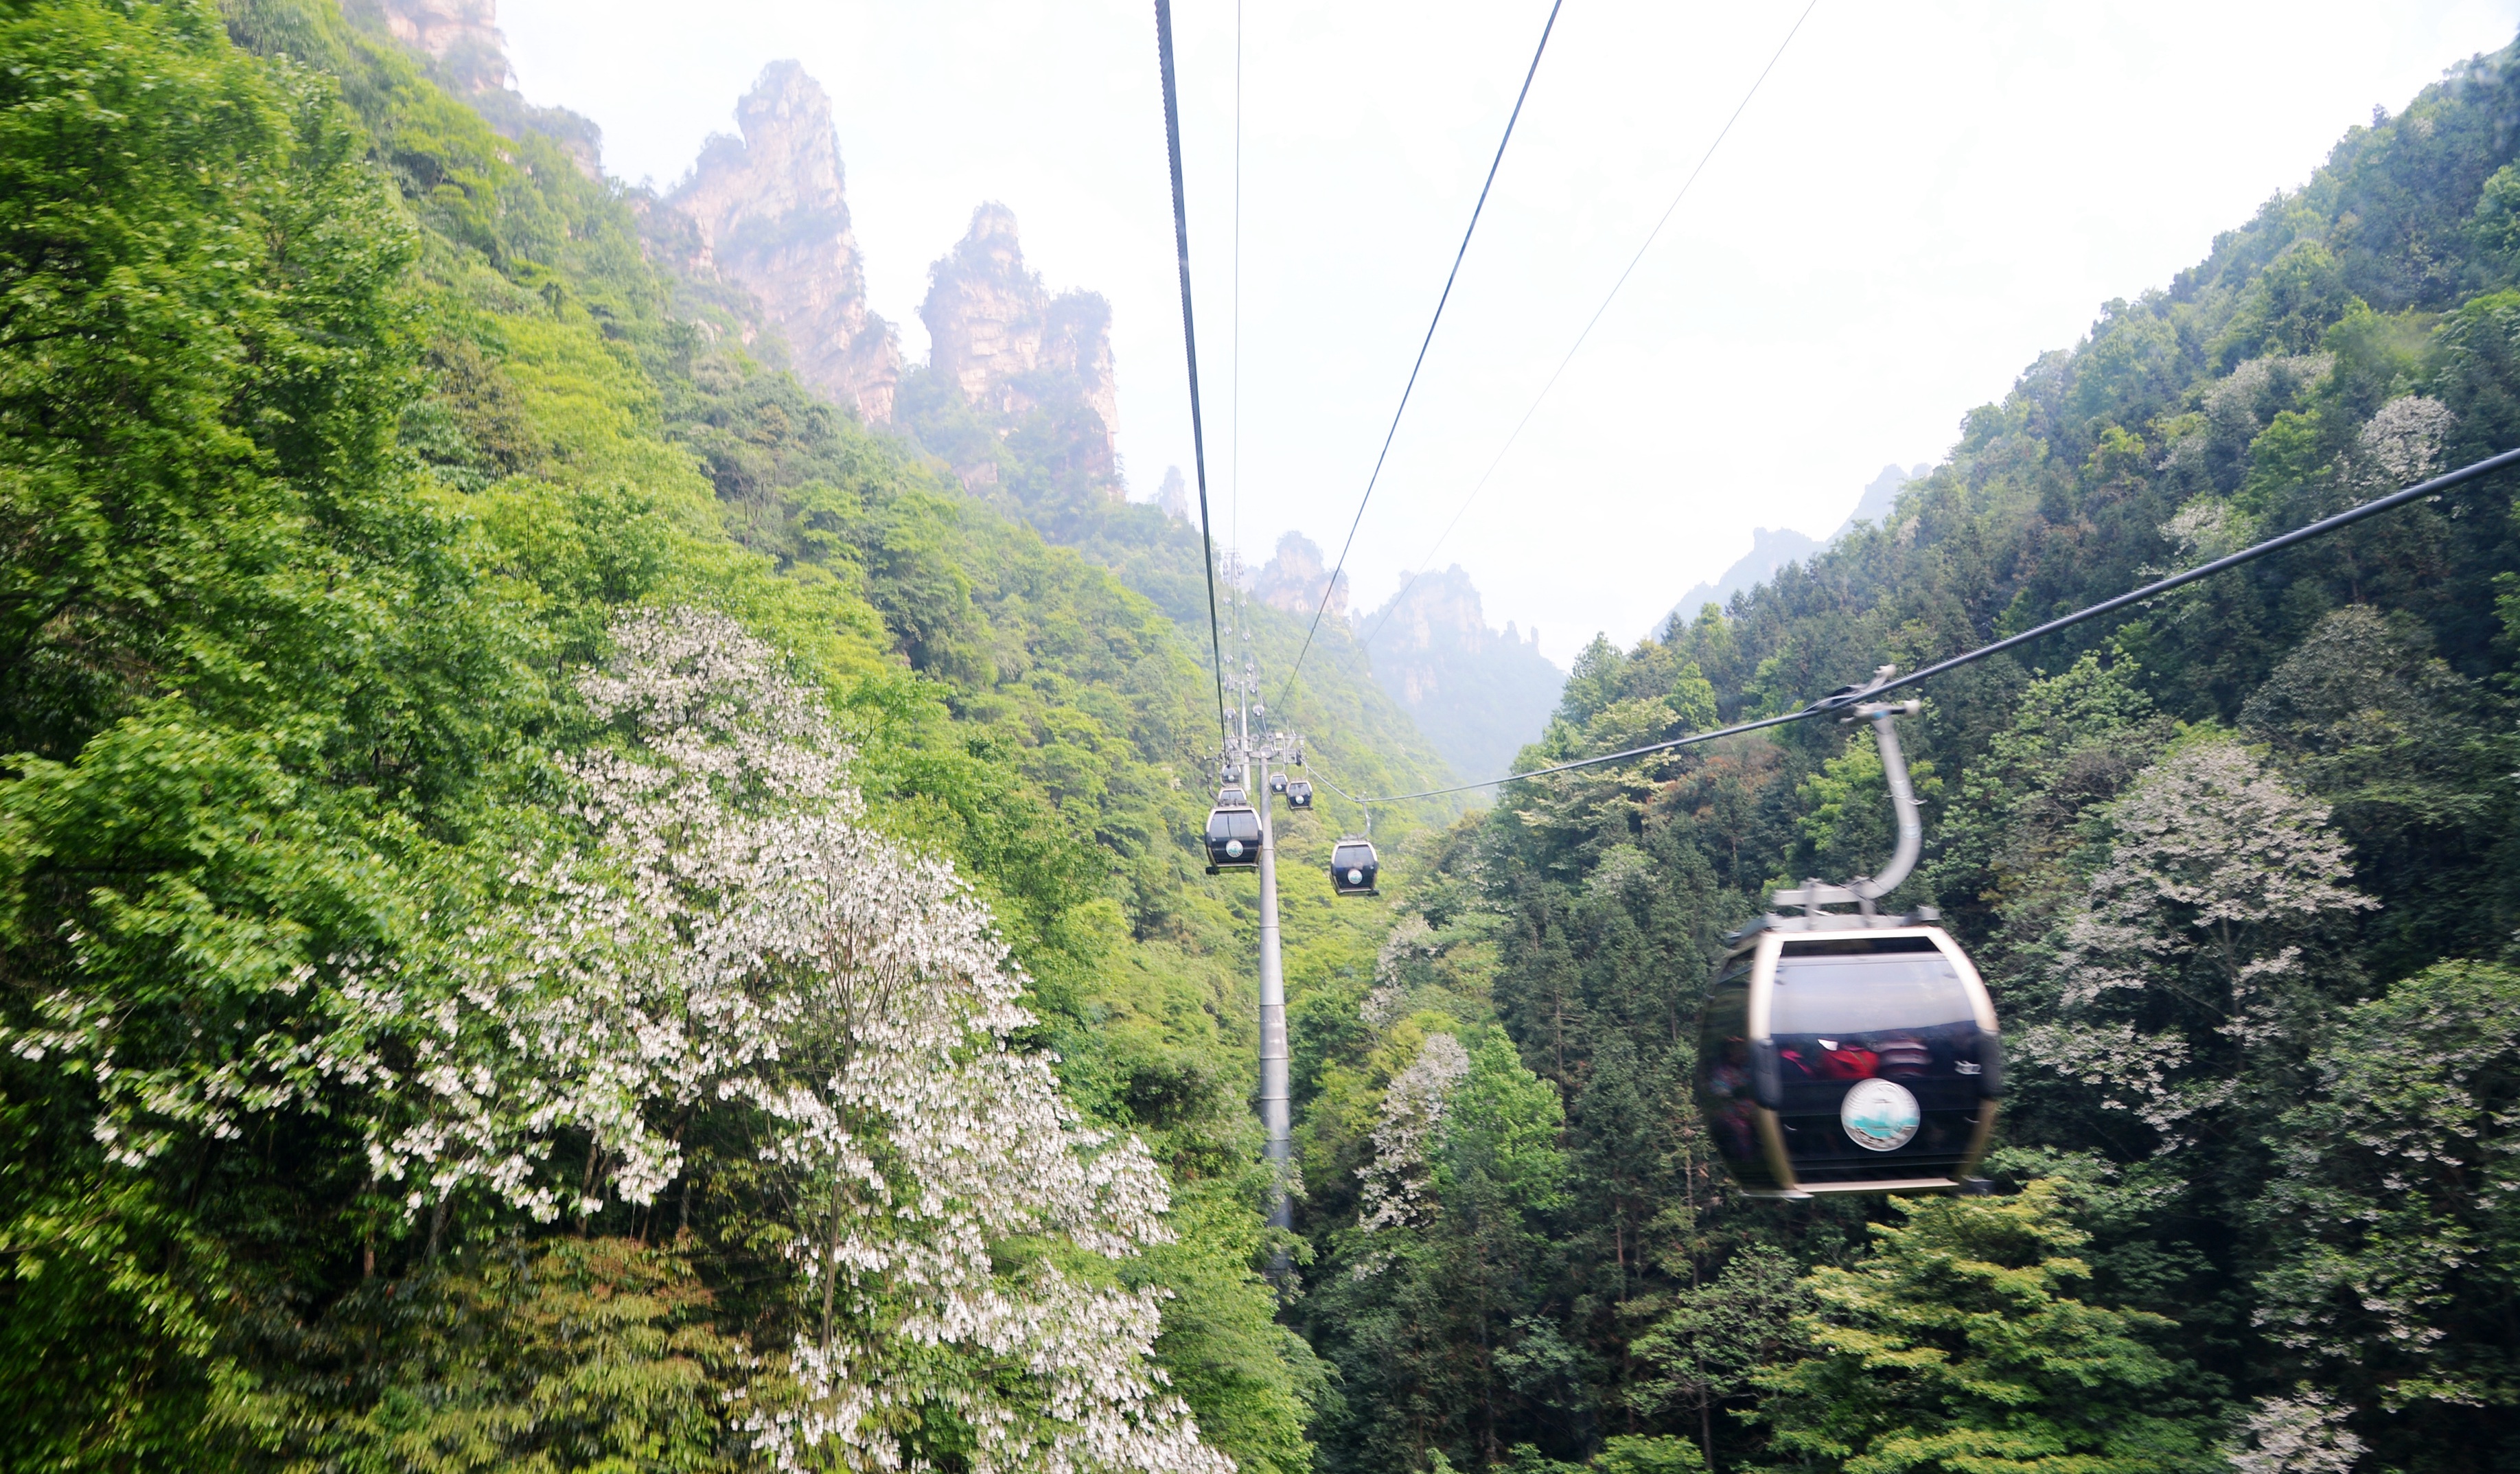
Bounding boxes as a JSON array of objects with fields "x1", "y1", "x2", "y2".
[
  {"x1": 665, "y1": 62, "x2": 901, "y2": 423},
  {"x1": 921, "y1": 205, "x2": 1120, "y2": 467},
  {"x1": 375, "y1": 0, "x2": 601, "y2": 175},
  {"x1": 1255, "y1": 532, "x2": 1347, "y2": 621},
  {"x1": 1362, "y1": 566, "x2": 1562, "y2": 782},
  {"x1": 378, "y1": 0, "x2": 508, "y2": 89}
]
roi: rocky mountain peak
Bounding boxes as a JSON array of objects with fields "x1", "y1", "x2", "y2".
[
  {"x1": 716, "y1": 62, "x2": 847, "y2": 218},
  {"x1": 1372, "y1": 565, "x2": 1490, "y2": 661},
  {"x1": 664, "y1": 62, "x2": 901, "y2": 422},
  {"x1": 1156, "y1": 466, "x2": 1192, "y2": 522},
  {"x1": 1255, "y1": 532, "x2": 1347, "y2": 621},
  {"x1": 921, "y1": 204, "x2": 1120, "y2": 466},
  {"x1": 1359, "y1": 566, "x2": 1560, "y2": 783},
  {"x1": 959, "y1": 201, "x2": 1024, "y2": 264}
]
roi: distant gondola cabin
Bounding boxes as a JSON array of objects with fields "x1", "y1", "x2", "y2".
[
  {"x1": 1205, "y1": 789, "x2": 1262, "y2": 872},
  {"x1": 1328, "y1": 838, "x2": 1379, "y2": 897}
]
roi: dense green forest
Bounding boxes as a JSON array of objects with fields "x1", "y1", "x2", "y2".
[
  {"x1": 14, "y1": 3, "x2": 2520, "y2": 1473},
  {"x1": 0, "y1": 2, "x2": 1444, "y2": 1469},
  {"x1": 1280, "y1": 36, "x2": 2520, "y2": 1474}
]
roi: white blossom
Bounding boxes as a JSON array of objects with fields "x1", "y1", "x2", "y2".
[
  {"x1": 2346, "y1": 394, "x2": 2455, "y2": 493},
  {"x1": 2059, "y1": 737, "x2": 2370, "y2": 1015},
  {"x1": 537, "y1": 609, "x2": 1224, "y2": 1474},
  {"x1": 1355, "y1": 1033, "x2": 1470, "y2": 1236},
  {"x1": 7, "y1": 949, "x2": 400, "y2": 1174},
  {"x1": 2162, "y1": 496, "x2": 2260, "y2": 564},
  {"x1": 2010, "y1": 1021, "x2": 2226, "y2": 1140},
  {"x1": 2225, "y1": 1387, "x2": 2366, "y2": 1474},
  {"x1": 2021, "y1": 737, "x2": 2372, "y2": 1150},
  {"x1": 1362, "y1": 916, "x2": 1434, "y2": 1028}
]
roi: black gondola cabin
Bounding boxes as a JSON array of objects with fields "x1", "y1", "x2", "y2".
[
  {"x1": 1688, "y1": 682, "x2": 2004, "y2": 1196},
  {"x1": 1286, "y1": 779, "x2": 1314, "y2": 809},
  {"x1": 1205, "y1": 788, "x2": 1261, "y2": 873},
  {"x1": 1695, "y1": 919, "x2": 2000, "y2": 1197},
  {"x1": 1328, "y1": 838, "x2": 1378, "y2": 897}
]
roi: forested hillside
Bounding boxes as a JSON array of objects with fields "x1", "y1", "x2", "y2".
[
  {"x1": 894, "y1": 338, "x2": 1450, "y2": 801},
  {"x1": 20, "y1": 3, "x2": 2520, "y2": 1473},
  {"x1": 0, "y1": 2, "x2": 1444, "y2": 1469},
  {"x1": 1276, "y1": 35, "x2": 2520, "y2": 1474}
]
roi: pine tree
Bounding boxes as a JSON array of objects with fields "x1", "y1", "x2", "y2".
[{"x1": 1754, "y1": 1181, "x2": 2219, "y2": 1473}]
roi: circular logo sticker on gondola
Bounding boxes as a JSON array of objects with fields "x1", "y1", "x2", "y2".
[
  {"x1": 1225, "y1": 840, "x2": 1245, "y2": 858},
  {"x1": 1345, "y1": 868, "x2": 1364, "y2": 884},
  {"x1": 1840, "y1": 1079, "x2": 1921, "y2": 1152}
]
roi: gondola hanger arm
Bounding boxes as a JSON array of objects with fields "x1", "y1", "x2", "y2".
[{"x1": 1772, "y1": 671, "x2": 1923, "y2": 914}]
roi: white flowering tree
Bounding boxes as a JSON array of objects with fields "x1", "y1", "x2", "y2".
[
  {"x1": 4, "y1": 606, "x2": 1231, "y2": 1471},
  {"x1": 2020, "y1": 735, "x2": 2373, "y2": 1149},
  {"x1": 1360, "y1": 916, "x2": 1435, "y2": 1030},
  {"x1": 1354, "y1": 1032, "x2": 1468, "y2": 1236},
  {"x1": 363, "y1": 608, "x2": 1231, "y2": 1473},
  {"x1": 2223, "y1": 1389, "x2": 2366, "y2": 1474},
  {"x1": 2344, "y1": 393, "x2": 2454, "y2": 493}
]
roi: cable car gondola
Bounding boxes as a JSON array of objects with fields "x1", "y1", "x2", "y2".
[
  {"x1": 1694, "y1": 686, "x2": 2001, "y2": 1197},
  {"x1": 1329, "y1": 836, "x2": 1379, "y2": 897},
  {"x1": 1205, "y1": 787, "x2": 1262, "y2": 874},
  {"x1": 1285, "y1": 779, "x2": 1314, "y2": 809}
]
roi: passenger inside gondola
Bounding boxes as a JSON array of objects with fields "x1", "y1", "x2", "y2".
[
  {"x1": 1768, "y1": 938, "x2": 1979, "y2": 1081},
  {"x1": 1704, "y1": 1035, "x2": 1759, "y2": 1164}
]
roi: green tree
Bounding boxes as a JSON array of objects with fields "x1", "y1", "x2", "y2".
[
  {"x1": 247, "y1": 1236, "x2": 745, "y2": 1473},
  {"x1": 1754, "y1": 1182, "x2": 2219, "y2": 1473},
  {"x1": 0, "y1": 4, "x2": 544, "y2": 1463},
  {"x1": 1629, "y1": 1245, "x2": 1807, "y2": 1468},
  {"x1": 1311, "y1": 1032, "x2": 1573, "y2": 1472},
  {"x1": 1778, "y1": 733, "x2": 1940, "y2": 903},
  {"x1": 2252, "y1": 960, "x2": 2520, "y2": 1432},
  {"x1": 1923, "y1": 650, "x2": 2173, "y2": 952}
]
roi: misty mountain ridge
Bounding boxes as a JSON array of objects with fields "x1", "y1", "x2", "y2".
[
  {"x1": 1663, "y1": 461, "x2": 1930, "y2": 632},
  {"x1": 1358, "y1": 564, "x2": 1562, "y2": 783},
  {"x1": 1195, "y1": 531, "x2": 1561, "y2": 783}
]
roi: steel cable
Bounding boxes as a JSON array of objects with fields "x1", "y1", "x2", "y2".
[
  {"x1": 1155, "y1": 0, "x2": 1232, "y2": 746},
  {"x1": 1275, "y1": 0, "x2": 1568, "y2": 710},
  {"x1": 1360, "y1": 0, "x2": 1819, "y2": 657},
  {"x1": 1341, "y1": 445, "x2": 2520, "y2": 804}
]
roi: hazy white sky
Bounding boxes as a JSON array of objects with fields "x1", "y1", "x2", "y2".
[{"x1": 502, "y1": 0, "x2": 2520, "y2": 665}]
